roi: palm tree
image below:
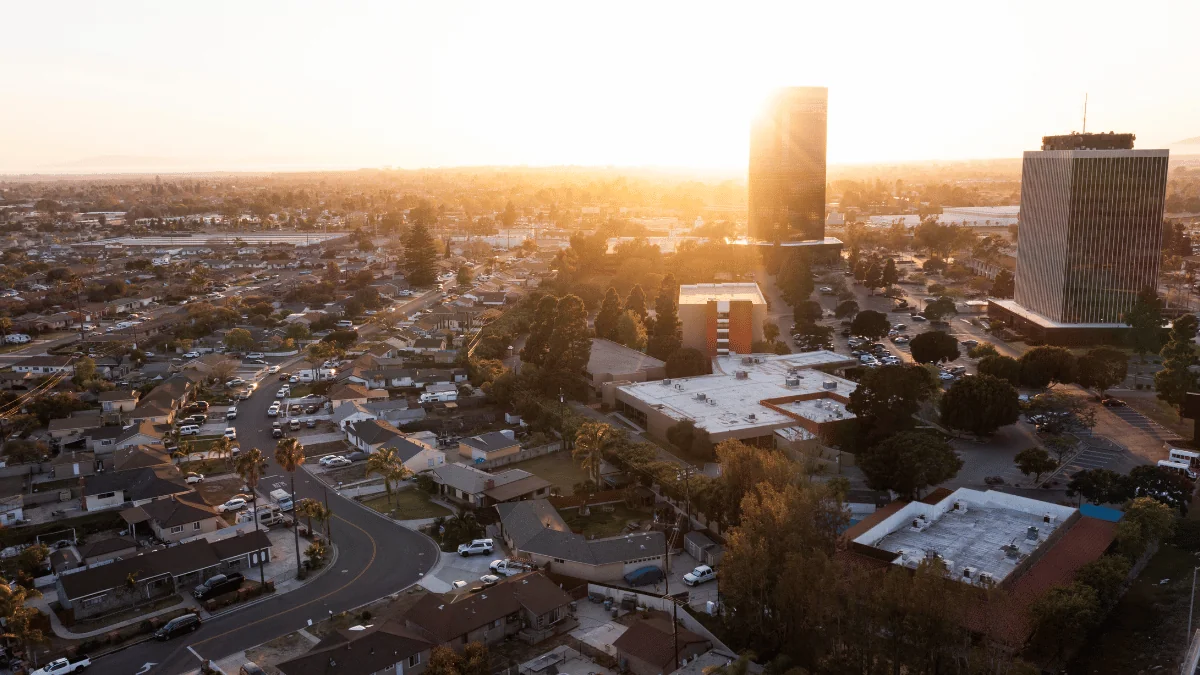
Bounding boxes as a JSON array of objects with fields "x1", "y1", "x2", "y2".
[
  {"x1": 275, "y1": 437, "x2": 306, "y2": 578},
  {"x1": 365, "y1": 448, "x2": 412, "y2": 506},
  {"x1": 0, "y1": 581, "x2": 44, "y2": 668},
  {"x1": 573, "y1": 421, "x2": 618, "y2": 487},
  {"x1": 295, "y1": 498, "x2": 324, "y2": 538},
  {"x1": 234, "y1": 447, "x2": 269, "y2": 586},
  {"x1": 209, "y1": 435, "x2": 234, "y2": 468}
]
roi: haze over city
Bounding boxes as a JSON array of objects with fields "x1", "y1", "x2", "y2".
[{"x1": 2, "y1": 0, "x2": 1199, "y2": 174}]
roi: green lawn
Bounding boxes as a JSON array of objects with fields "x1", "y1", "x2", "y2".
[
  {"x1": 505, "y1": 451, "x2": 591, "y2": 492},
  {"x1": 361, "y1": 489, "x2": 452, "y2": 520},
  {"x1": 562, "y1": 504, "x2": 652, "y2": 538}
]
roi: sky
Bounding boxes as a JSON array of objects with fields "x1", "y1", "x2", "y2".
[{"x1": 1, "y1": 0, "x2": 1198, "y2": 174}]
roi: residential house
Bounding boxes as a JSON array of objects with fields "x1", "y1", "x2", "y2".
[
  {"x1": 403, "y1": 572, "x2": 573, "y2": 649},
  {"x1": 411, "y1": 337, "x2": 447, "y2": 354},
  {"x1": 277, "y1": 623, "x2": 433, "y2": 675},
  {"x1": 496, "y1": 499, "x2": 666, "y2": 583},
  {"x1": 84, "y1": 426, "x2": 125, "y2": 453},
  {"x1": 431, "y1": 464, "x2": 552, "y2": 508},
  {"x1": 378, "y1": 436, "x2": 446, "y2": 474},
  {"x1": 55, "y1": 530, "x2": 271, "y2": 621},
  {"x1": 51, "y1": 451, "x2": 96, "y2": 480},
  {"x1": 0, "y1": 371, "x2": 37, "y2": 390},
  {"x1": 112, "y1": 421, "x2": 168, "y2": 452},
  {"x1": 130, "y1": 374, "x2": 198, "y2": 423},
  {"x1": 344, "y1": 419, "x2": 404, "y2": 453},
  {"x1": 327, "y1": 382, "x2": 389, "y2": 409},
  {"x1": 93, "y1": 354, "x2": 134, "y2": 381},
  {"x1": 110, "y1": 445, "x2": 171, "y2": 472},
  {"x1": 0, "y1": 495, "x2": 23, "y2": 526},
  {"x1": 98, "y1": 390, "x2": 139, "y2": 415},
  {"x1": 123, "y1": 493, "x2": 224, "y2": 543},
  {"x1": 683, "y1": 531, "x2": 724, "y2": 567},
  {"x1": 613, "y1": 613, "x2": 711, "y2": 675},
  {"x1": 12, "y1": 355, "x2": 74, "y2": 375},
  {"x1": 331, "y1": 399, "x2": 425, "y2": 428},
  {"x1": 476, "y1": 291, "x2": 509, "y2": 307},
  {"x1": 48, "y1": 410, "x2": 103, "y2": 443},
  {"x1": 458, "y1": 431, "x2": 521, "y2": 463},
  {"x1": 81, "y1": 465, "x2": 190, "y2": 512},
  {"x1": 78, "y1": 536, "x2": 138, "y2": 565}
]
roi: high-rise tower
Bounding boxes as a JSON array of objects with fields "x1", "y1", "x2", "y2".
[{"x1": 749, "y1": 87, "x2": 828, "y2": 241}]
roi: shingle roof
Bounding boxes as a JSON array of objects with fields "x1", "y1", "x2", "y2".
[
  {"x1": 587, "y1": 338, "x2": 665, "y2": 376},
  {"x1": 78, "y1": 536, "x2": 136, "y2": 560},
  {"x1": 112, "y1": 445, "x2": 171, "y2": 471},
  {"x1": 276, "y1": 623, "x2": 433, "y2": 675},
  {"x1": 460, "y1": 431, "x2": 519, "y2": 454},
  {"x1": 404, "y1": 573, "x2": 571, "y2": 643},
  {"x1": 117, "y1": 420, "x2": 166, "y2": 444},
  {"x1": 58, "y1": 539, "x2": 219, "y2": 600},
  {"x1": 377, "y1": 437, "x2": 432, "y2": 464},
  {"x1": 432, "y1": 464, "x2": 531, "y2": 495},
  {"x1": 347, "y1": 419, "x2": 402, "y2": 446},
  {"x1": 83, "y1": 466, "x2": 189, "y2": 502},
  {"x1": 97, "y1": 390, "x2": 139, "y2": 402},
  {"x1": 139, "y1": 494, "x2": 218, "y2": 528},
  {"x1": 482, "y1": 475, "x2": 552, "y2": 502},
  {"x1": 612, "y1": 613, "x2": 710, "y2": 670},
  {"x1": 497, "y1": 498, "x2": 666, "y2": 565}
]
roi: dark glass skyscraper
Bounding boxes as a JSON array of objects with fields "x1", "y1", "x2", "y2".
[
  {"x1": 1014, "y1": 133, "x2": 1168, "y2": 324},
  {"x1": 749, "y1": 87, "x2": 828, "y2": 241}
]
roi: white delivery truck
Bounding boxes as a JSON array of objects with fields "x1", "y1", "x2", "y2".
[
  {"x1": 270, "y1": 489, "x2": 294, "y2": 512},
  {"x1": 418, "y1": 390, "x2": 458, "y2": 404}
]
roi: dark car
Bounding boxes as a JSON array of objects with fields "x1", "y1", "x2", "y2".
[
  {"x1": 155, "y1": 613, "x2": 201, "y2": 640},
  {"x1": 278, "y1": 373, "x2": 291, "y2": 381},
  {"x1": 1102, "y1": 397, "x2": 1127, "y2": 407},
  {"x1": 194, "y1": 572, "x2": 244, "y2": 601},
  {"x1": 623, "y1": 565, "x2": 664, "y2": 587}
]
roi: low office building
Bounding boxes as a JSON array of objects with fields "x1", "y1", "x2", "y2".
[
  {"x1": 586, "y1": 339, "x2": 666, "y2": 401},
  {"x1": 614, "y1": 351, "x2": 857, "y2": 447},
  {"x1": 496, "y1": 499, "x2": 666, "y2": 583},
  {"x1": 677, "y1": 283, "x2": 768, "y2": 357}
]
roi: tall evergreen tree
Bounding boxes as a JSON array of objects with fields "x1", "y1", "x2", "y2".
[
  {"x1": 648, "y1": 274, "x2": 681, "y2": 360},
  {"x1": 403, "y1": 222, "x2": 438, "y2": 286},
  {"x1": 1155, "y1": 313, "x2": 1199, "y2": 411},
  {"x1": 624, "y1": 284, "x2": 648, "y2": 323},
  {"x1": 520, "y1": 296, "x2": 558, "y2": 365},
  {"x1": 594, "y1": 287, "x2": 623, "y2": 341},
  {"x1": 544, "y1": 295, "x2": 593, "y2": 375},
  {"x1": 881, "y1": 258, "x2": 898, "y2": 287}
]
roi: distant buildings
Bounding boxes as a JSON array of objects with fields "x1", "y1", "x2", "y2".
[
  {"x1": 677, "y1": 283, "x2": 768, "y2": 357},
  {"x1": 749, "y1": 87, "x2": 829, "y2": 242},
  {"x1": 990, "y1": 132, "x2": 1169, "y2": 344}
]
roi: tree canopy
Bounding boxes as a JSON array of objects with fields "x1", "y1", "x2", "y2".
[
  {"x1": 850, "y1": 310, "x2": 890, "y2": 340},
  {"x1": 857, "y1": 431, "x2": 963, "y2": 499},
  {"x1": 939, "y1": 374, "x2": 1020, "y2": 435},
  {"x1": 909, "y1": 331, "x2": 960, "y2": 364}
]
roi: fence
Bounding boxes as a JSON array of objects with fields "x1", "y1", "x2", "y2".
[{"x1": 474, "y1": 443, "x2": 561, "y2": 470}]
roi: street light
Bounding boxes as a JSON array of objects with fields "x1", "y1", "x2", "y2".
[{"x1": 559, "y1": 388, "x2": 566, "y2": 453}]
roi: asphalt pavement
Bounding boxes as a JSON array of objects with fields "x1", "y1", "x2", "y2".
[{"x1": 98, "y1": 365, "x2": 440, "y2": 675}]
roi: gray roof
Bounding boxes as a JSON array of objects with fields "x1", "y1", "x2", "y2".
[
  {"x1": 498, "y1": 499, "x2": 666, "y2": 566},
  {"x1": 460, "y1": 431, "x2": 518, "y2": 454},
  {"x1": 84, "y1": 466, "x2": 189, "y2": 502},
  {"x1": 378, "y1": 437, "x2": 431, "y2": 463},
  {"x1": 587, "y1": 338, "x2": 665, "y2": 376},
  {"x1": 432, "y1": 463, "x2": 531, "y2": 495}
]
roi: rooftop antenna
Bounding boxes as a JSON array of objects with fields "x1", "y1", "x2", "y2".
[{"x1": 1082, "y1": 93, "x2": 1088, "y2": 134}]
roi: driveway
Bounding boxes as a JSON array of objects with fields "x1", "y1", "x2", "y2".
[{"x1": 97, "y1": 371, "x2": 440, "y2": 675}]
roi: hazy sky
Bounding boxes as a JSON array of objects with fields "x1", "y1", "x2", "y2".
[{"x1": 2, "y1": 0, "x2": 1197, "y2": 174}]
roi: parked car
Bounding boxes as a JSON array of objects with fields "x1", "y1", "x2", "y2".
[
  {"x1": 267, "y1": 406, "x2": 280, "y2": 417},
  {"x1": 683, "y1": 565, "x2": 716, "y2": 586},
  {"x1": 268, "y1": 365, "x2": 281, "y2": 374},
  {"x1": 226, "y1": 408, "x2": 238, "y2": 420},
  {"x1": 182, "y1": 351, "x2": 200, "y2": 358},
  {"x1": 457, "y1": 539, "x2": 494, "y2": 557},
  {"x1": 479, "y1": 574, "x2": 501, "y2": 587},
  {"x1": 489, "y1": 559, "x2": 533, "y2": 576},
  {"x1": 226, "y1": 378, "x2": 246, "y2": 387},
  {"x1": 1102, "y1": 397, "x2": 1127, "y2": 407},
  {"x1": 31, "y1": 657, "x2": 92, "y2": 675},
  {"x1": 178, "y1": 425, "x2": 201, "y2": 436},
  {"x1": 346, "y1": 451, "x2": 368, "y2": 462},
  {"x1": 623, "y1": 566, "x2": 664, "y2": 587},
  {"x1": 961, "y1": 339, "x2": 979, "y2": 348},
  {"x1": 289, "y1": 376, "x2": 300, "y2": 384},
  {"x1": 185, "y1": 473, "x2": 204, "y2": 484},
  {"x1": 194, "y1": 572, "x2": 244, "y2": 601},
  {"x1": 318, "y1": 455, "x2": 344, "y2": 466},
  {"x1": 155, "y1": 613, "x2": 201, "y2": 640},
  {"x1": 305, "y1": 418, "x2": 317, "y2": 428},
  {"x1": 219, "y1": 497, "x2": 248, "y2": 512},
  {"x1": 247, "y1": 352, "x2": 265, "y2": 359},
  {"x1": 325, "y1": 457, "x2": 351, "y2": 468},
  {"x1": 224, "y1": 428, "x2": 237, "y2": 440}
]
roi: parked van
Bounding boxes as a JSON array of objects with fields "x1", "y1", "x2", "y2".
[
  {"x1": 1157, "y1": 459, "x2": 1198, "y2": 479},
  {"x1": 418, "y1": 390, "x2": 458, "y2": 404},
  {"x1": 1169, "y1": 447, "x2": 1200, "y2": 469},
  {"x1": 238, "y1": 503, "x2": 286, "y2": 527},
  {"x1": 270, "y1": 489, "x2": 294, "y2": 511},
  {"x1": 178, "y1": 425, "x2": 201, "y2": 436},
  {"x1": 335, "y1": 320, "x2": 354, "y2": 329},
  {"x1": 155, "y1": 613, "x2": 201, "y2": 640}
]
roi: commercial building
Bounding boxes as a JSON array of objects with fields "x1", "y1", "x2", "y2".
[
  {"x1": 614, "y1": 351, "x2": 857, "y2": 448},
  {"x1": 990, "y1": 132, "x2": 1169, "y2": 344},
  {"x1": 749, "y1": 86, "x2": 828, "y2": 242},
  {"x1": 586, "y1": 339, "x2": 665, "y2": 398},
  {"x1": 677, "y1": 283, "x2": 768, "y2": 357}
]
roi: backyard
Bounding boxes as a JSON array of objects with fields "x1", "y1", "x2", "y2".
[
  {"x1": 506, "y1": 451, "x2": 590, "y2": 493},
  {"x1": 561, "y1": 503, "x2": 653, "y2": 538},
  {"x1": 360, "y1": 488, "x2": 452, "y2": 520}
]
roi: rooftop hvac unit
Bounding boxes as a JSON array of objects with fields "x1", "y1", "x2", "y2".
[
  {"x1": 662, "y1": 378, "x2": 672, "y2": 385},
  {"x1": 822, "y1": 380, "x2": 837, "y2": 390},
  {"x1": 695, "y1": 393, "x2": 707, "y2": 401},
  {"x1": 952, "y1": 501, "x2": 967, "y2": 514},
  {"x1": 961, "y1": 566, "x2": 976, "y2": 579},
  {"x1": 741, "y1": 356, "x2": 754, "y2": 365},
  {"x1": 747, "y1": 413, "x2": 757, "y2": 421},
  {"x1": 675, "y1": 384, "x2": 684, "y2": 391},
  {"x1": 1026, "y1": 526, "x2": 1040, "y2": 541},
  {"x1": 978, "y1": 572, "x2": 996, "y2": 586},
  {"x1": 708, "y1": 399, "x2": 717, "y2": 406},
  {"x1": 753, "y1": 357, "x2": 764, "y2": 364},
  {"x1": 734, "y1": 370, "x2": 749, "y2": 380},
  {"x1": 1043, "y1": 513, "x2": 1054, "y2": 524},
  {"x1": 785, "y1": 376, "x2": 800, "y2": 387},
  {"x1": 1003, "y1": 543, "x2": 1021, "y2": 560}
]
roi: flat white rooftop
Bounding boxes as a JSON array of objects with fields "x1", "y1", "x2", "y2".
[
  {"x1": 989, "y1": 299, "x2": 1127, "y2": 329},
  {"x1": 618, "y1": 352, "x2": 857, "y2": 434},
  {"x1": 712, "y1": 350, "x2": 856, "y2": 375},
  {"x1": 853, "y1": 488, "x2": 1077, "y2": 585},
  {"x1": 677, "y1": 282, "x2": 766, "y2": 306}
]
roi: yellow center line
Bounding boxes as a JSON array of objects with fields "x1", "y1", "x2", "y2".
[{"x1": 188, "y1": 513, "x2": 377, "y2": 651}]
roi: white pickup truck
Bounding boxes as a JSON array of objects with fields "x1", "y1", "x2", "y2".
[
  {"x1": 489, "y1": 559, "x2": 533, "y2": 576},
  {"x1": 32, "y1": 656, "x2": 92, "y2": 675}
]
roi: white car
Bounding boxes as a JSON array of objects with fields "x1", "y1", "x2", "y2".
[
  {"x1": 325, "y1": 457, "x2": 351, "y2": 468},
  {"x1": 480, "y1": 574, "x2": 501, "y2": 586},
  {"x1": 185, "y1": 473, "x2": 204, "y2": 484},
  {"x1": 143, "y1": 351, "x2": 155, "y2": 358},
  {"x1": 226, "y1": 408, "x2": 238, "y2": 420},
  {"x1": 451, "y1": 580, "x2": 469, "y2": 589},
  {"x1": 319, "y1": 455, "x2": 345, "y2": 466},
  {"x1": 268, "y1": 365, "x2": 280, "y2": 374},
  {"x1": 4, "y1": 334, "x2": 31, "y2": 344},
  {"x1": 683, "y1": 565, "x2": 716, "y2": 586},
  {"x1": 219, "y1": 497, "x2": 248, "y2": 512},
  {"x1": 183, "y1": 351, "x2": 200, "y2": 358},
  {"x1": 458, "y1": 539, "x2": 494, "y2": 557},
  {"x1": 226, "y1": 378, "x2": 246, "y2": 387},
  {"x1": 223, "y1": 428, "x2": 237, "y2": 440},
  {"x1": 247, "y1": 352, "x2": 265, "y2": 359}
]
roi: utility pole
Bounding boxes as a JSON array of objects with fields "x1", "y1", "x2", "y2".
[
  {"x1": 323, "y1": 485, "x2": 334, "y2": 546},
  {"x1": 559, "y1": 388, "x2": 566, "y2": 453}
]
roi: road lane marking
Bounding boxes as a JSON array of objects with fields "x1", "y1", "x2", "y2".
[{"x1": 187, "y1": 512, "x2": 379, "y2": 652}]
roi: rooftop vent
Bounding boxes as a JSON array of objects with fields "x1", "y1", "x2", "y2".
[
  {"x1": 747, "y1": 413, "x2": 757, "y2": 421},
  {"x1": 734, "y1": 370, "x2": 749, "y2": 380},
  {"x1": 962, "y1": 566, "x2": 976, "y2": 579},
  {"x1": 822, "y1": 380, "x2": 837, "y2": 390},
  {"x1": 741, "y1": 356, "x2": 754, "y2": 365},
  {"x1": 1003, "y1": 544, "x2": 1021, "y2": 560},
  {"x1": 952, "y1": 501, "x2": 967, "y2": 514},
  {"x1": 1026, "y1": 526, "x2": 1040, "y2": 541},
  {"x1": 662, "y1": 378, "x2": 672, "y2": 385},
  {"x1": 675, "y1": 384, "x2": 684, "y2": 391},
  {"x1": 1043, "y1": 513, "x2": 1054, "y2": 524},
  {"x1": 708, "y1": 399, "x2": 717, "y2": 406},
  {"x1": 694, "y1": 393, "x2": 707, "y2": 401},
  {"x1": 784, "y1": 376, "x2": 800, "y2": 388}
]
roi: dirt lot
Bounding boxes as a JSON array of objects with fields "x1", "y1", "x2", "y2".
[
  {"x1": 303, "y1": 440, "x2": 352, "y2": 458},
  {"x1": 194, "y1": 475, "x2": 247, "y2": 508}
]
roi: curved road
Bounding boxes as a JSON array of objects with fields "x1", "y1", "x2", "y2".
[{"x1": 100, "y1": 371, "x2": 439, "y2": 675}]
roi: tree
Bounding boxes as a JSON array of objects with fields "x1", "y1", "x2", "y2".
[
  {"x1": 834, "y1": 300, "x2": 859, "y2": 319},
  {"x1": 1122, "y1": 465, "x2": 1193, "y2": 514},
  {"x1": 1075, "y1": 555, "x2": 1131, "y2": 610},
  {"x1": 72, "y1": 356, "x2": 96, "y2": 385},
  {"x1": 922, "y1": 296, "x2": 958, "y2": 322},
  {"x1": 881, "y1": 258, "x2": 898, "y2": 288},
  {"x1": 543, "y1": 295, "x2": 592, "y2": 377},
  {"x1": 1029, "y1": 583, "x2": 1100, "y2": 658},
  {"x1": 404, "y1": 222, "x2": 439, "y2": 286},
  {"x1": 940, "y1": 374, "x2": 1020, "y2": 435},
  {"x1": 275, "y1": 437, "x2": 306, "y2": 578},
  {"x1": 1019, "y1": 346, "x2": 1078, "y2": 389},
  {"x1": 594, "y1": 287, "x2": 623, "y2": 341},
  {"x1": 224, "y1": 328, "x2": 255, "y2": 352},
  {"x1": 520, "y1": 296, "x2": 558, "y2": 365},
  {"x1": 864, "y1": 261, "x2": 883, "y2": 293},
  {"x1": 850, "y1": 310, "x2": 890, "y2": 340},
  {"x1": 366, "y1": 447, "x2": 412, "y2": 505},
  {"x1": 427, "y1": 646, "x2": 464, "y2": 675},
  {"x1": 573, "y1": 421, "x2": 619, "y2": 486},
  {"x1": 847, "y1": 365, "x2": 937, "y2": 449},
  {"x1": 665, "y1": 347, "x2": 709, "y2": 378},
  {"x1": 234, "y1": 447, "x2": 269, "y2": 585},
  {"x1": 967, "y1": 342, "x2": 999, "y2": 359},
  {"x1": 647, "y1": 274, "x2": 681, "y2": 360},
  {"x1": 1155, "y1": 313, "x2": 1199, "y2": 411},
  {"x1": 456, "y1": 265, "x2": 473, "y2": 286},
  {"x1": 285, "y1": 323, "x2": 311, "y2": 341},
  {"x1": 0, "y1": 581, "x2": 45, "y2": 665},
  {"x1": 296, "y1": 497, "x2": 332, "y2": 539},
  {"x1": 776, "y1": 251, "x2": 814, "y2": 304},
  {"x1": 763, "y1": 321, "x2": 780, "y2": 343},
  {"x1": 304, "y1": 540, "x2": 329, "y2": 569},
  {"x1": 991, "y1": 269, "x2": 1015, "y2": 298},
  {"x1": 793, "y1": 300, "x2": 823, "y2": 325},
  {"x1": 624, "y1": 284, "x2": 648, "y2": 324},
  {"x1": 909, "y1": 331, "x2": 960, "y2": 364},
  {"x1": 1067, "y1": 468, "x2": 1127, "y2": 505},
  {"x1": 857, "y1": 431, "x2": 963, "y2": 499},
  {"x1": 1076, "y1": 346, "x2": 1129, "y2": 397},
  {"x1": 1014, "y1": 447, "x2": 1058, "y2": 483},
  {"x1": 209, "y1": 435, "x2": 234, "y2": 467},
  {"x1": 614, "y1": 310, "x2": 647, "y2": 351},
  {"x1": 1124, "y1": 287, "x2": 1164, "y2": 365},
  {"x1": 1115, "y1": 496, "x2": 1177, "y2": 558},
  {"x1": 461, "y1": 642, "x2": 490, "y2": 675}
]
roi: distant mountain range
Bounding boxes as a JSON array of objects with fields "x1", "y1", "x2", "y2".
[{"x1": 1174, "y1": 136, "x2": 1200, "y2": 146}]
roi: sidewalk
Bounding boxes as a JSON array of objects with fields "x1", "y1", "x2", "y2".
[{"x1": 29, "y1": 590, "x2": 204, "y2": 640}]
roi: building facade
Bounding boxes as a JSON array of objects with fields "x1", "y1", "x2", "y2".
[
  {"x1": 1012, "y1": 133, "x2": 1168, "y2": 324},
  {"x1": 749, "y1": 86, "x2": 828, "y2": 241},
  {"x1": 677, "y1": 283, "x2": 768, "y2": 357}
]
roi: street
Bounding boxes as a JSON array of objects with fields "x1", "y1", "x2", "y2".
[{"x1": 97, "y1": 365, "x2": 440, "y2": 675}]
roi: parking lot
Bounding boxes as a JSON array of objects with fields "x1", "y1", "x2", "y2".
[{"x1": 1105, "y1": 404, "x2": 1183, "y2": 444}]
